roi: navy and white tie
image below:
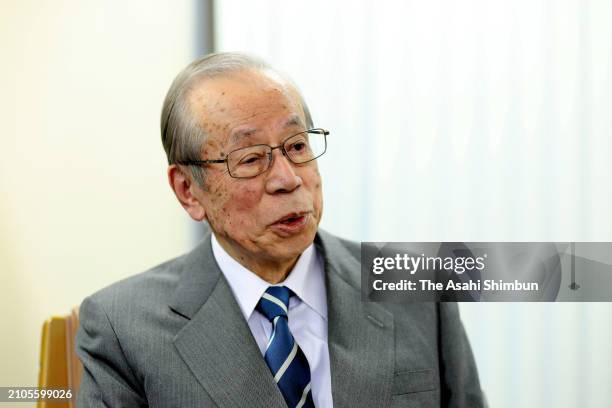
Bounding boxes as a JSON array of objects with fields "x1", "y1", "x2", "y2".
[{"x1": 257, "y1": 286, "x2": 315, "y2": 408}]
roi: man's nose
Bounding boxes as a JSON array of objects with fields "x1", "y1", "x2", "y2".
[{"x1": 265, "y1": 148, "x2": 302, "y2": 194}]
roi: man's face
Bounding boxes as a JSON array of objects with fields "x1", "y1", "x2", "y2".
[{"x1": 187, "y1": 69, "x2": 323, "y2": 265}]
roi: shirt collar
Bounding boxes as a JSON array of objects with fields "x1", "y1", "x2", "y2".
[{"x1": 211, "y1": 233, "x2": 327, "y2": 322}]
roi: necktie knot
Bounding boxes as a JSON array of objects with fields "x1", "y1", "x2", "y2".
[{"x1": 257, "y1": 286, "x2": 292, "y2": 321}]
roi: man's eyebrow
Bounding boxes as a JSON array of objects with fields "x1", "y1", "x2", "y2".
[
  {"x1": 229, "y1": 127, "x2": 259, "y2": 144},
  {"x1": 283, "y1": 115, "x2": 305, "y2": 129},
  {"x1": 229, "y1": 116, "x2": 305, "y2": 144}
]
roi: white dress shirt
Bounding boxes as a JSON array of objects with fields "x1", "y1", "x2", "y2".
[{"x1": 211, "y1": 234, "x2": 333, "y2": 407}]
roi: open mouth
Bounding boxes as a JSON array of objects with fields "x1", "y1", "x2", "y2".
[
  {"x1": 279, "y1": 215, "x2": 305, "y2": 225},
  {"x1": 270, "y1": 212, "x2": 310, "y2": 236}
]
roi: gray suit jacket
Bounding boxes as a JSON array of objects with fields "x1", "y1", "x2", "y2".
[{"x1": 76, "y1": 229, "x2": 484, "y2": 407}]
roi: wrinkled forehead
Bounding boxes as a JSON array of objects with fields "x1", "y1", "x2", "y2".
[{"x1": 186, "y1": 69, "x2": 307, "y2": 146}]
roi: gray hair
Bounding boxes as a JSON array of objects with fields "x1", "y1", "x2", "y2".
[{"x1": 160, "y1": 52, "x2": 313, "y2": 185}]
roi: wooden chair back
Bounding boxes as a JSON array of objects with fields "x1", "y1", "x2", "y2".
[{"x1": 37, "y1": 308, "x2": 82, "y2": 408}]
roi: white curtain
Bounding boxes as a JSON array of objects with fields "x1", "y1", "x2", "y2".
[{"x1": 215, "y1": 1, "x2": 612, "y2": 407}]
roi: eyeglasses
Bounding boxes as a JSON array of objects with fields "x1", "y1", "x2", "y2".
[{"x1": 177, "y1": 128, "x2": 329, "y2": 179}]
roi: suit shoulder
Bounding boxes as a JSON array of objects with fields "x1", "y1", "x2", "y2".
[
  {"x1": 82, "y1": 248, "x2": 192, "y2": 314},
  {"x1": 317, "y1": 229, "x2": 360, "y2": 260}
]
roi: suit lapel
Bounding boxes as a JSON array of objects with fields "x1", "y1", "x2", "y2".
[
  {"x1": 316, "y1": 232, "x2": 396, "y2": 408},
  {"x1": 167, "y1": 230, "x2": 395, "y2": 408},
  {"x1": 169, "y1": 234, "x2": 286, "y2": 408}
]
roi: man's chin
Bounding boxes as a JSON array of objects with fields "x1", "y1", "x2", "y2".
[{"x1": 266, "y1": 224, "x2": 317, "y2": 258}]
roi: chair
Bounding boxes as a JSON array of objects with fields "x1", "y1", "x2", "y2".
[{"x1": 37, "y1": 307, "x2": 82, "y2": 408}]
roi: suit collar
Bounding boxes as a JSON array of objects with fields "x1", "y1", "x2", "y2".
[{"x1": 167, "y1": 236, "x2": 220, "y2": 320}]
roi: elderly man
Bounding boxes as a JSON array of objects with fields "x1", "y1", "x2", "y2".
[{"x1": 76, "y1": 52, "x2": 484, "y2": 408}]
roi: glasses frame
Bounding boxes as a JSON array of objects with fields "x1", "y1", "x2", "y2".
[{"x1": 176, "y1": 128, "x2": 329, "y2": 179}]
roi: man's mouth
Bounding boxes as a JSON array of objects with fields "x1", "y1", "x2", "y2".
[
  {"x1": 270, "y1": 212, "x2": 311, "y2": 236},
  {"x1": 278, "y1": 214, "x2": 305, "y2": 225}
]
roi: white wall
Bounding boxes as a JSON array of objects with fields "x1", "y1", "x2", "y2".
[
  {"x1": 0, "y1": 0, "x2": 199, "y2": 390},
  {"x1": 215, "y1": 1, "x2": 612, "y2": 407}
]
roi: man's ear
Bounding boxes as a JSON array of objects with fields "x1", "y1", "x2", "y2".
[{"x1": 167, "y1": 164, "x2": 207, "y2": 221}]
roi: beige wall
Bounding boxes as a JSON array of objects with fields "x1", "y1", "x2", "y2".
[{"x1": 0, "y1": 1, "x2": 198, "y2": 389}]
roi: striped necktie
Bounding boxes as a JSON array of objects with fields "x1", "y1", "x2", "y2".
[{"x1": 257, "y1": 286, "x2": 315, "y2": 408}]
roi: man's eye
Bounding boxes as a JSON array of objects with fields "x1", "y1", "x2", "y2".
[
  {"x1": 239, "y1": 154, "x2": 265, "y2": 165},
  {"x1": 288, "y1": 140, "x2": 308, "y2": 152}
]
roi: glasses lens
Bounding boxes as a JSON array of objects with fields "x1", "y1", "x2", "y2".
[
  {"x1": 284, "y1": 129, "x2": 327, "y2": 164},
  {"x1": 227, "y1": 145, "x2": 271, "y2": 178}
]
